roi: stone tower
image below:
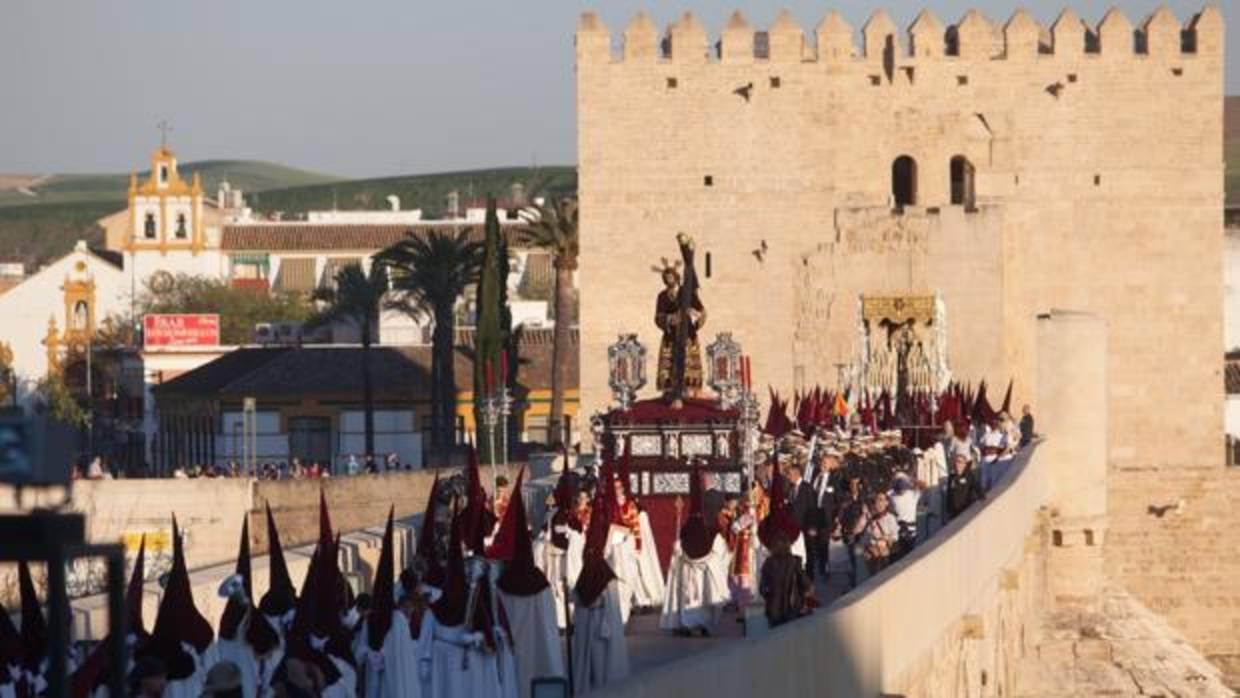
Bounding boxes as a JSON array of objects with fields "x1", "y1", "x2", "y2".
[{"x1": 576, "y1": 6, "x2": 1236, "y2": 662}]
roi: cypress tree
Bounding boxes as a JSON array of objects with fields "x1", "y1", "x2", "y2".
[{"x1": 473, "y1": 196, "x2": 508, "y2": 465}]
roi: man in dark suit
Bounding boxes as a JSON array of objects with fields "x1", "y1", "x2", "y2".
[
  {"x1": 811, "y1": 452, "x2": 845, "y2": 577},
  {"x1": 785, "y1": 463, "x2": 819, "y2": 579}
]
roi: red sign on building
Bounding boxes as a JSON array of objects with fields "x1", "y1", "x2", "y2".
[{"x1": 143, "y1": 314, "x2": 221, "y2": 347}]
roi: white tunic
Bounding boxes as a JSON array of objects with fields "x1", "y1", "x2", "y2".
[
  {"x1": 570, "y1": 583, "x2": 630, "y2": 696},
  {"x1": 534, "y1": 525, "x2": 583, "y2": 630},
  {"x1": 659, "y1": 536, "x2": 731, "y2": 631},
  {"x1": 427, "y1": 622, "x2": 517, "y2": 698},
  {"x1": 354, "y1": 610, "x2": 427, "y2": 698},
  {"x1": 634, "y1": 512, "x2": 667, "y2": 608},
  {"x1": 498, "y1": 589, "x2": 565, "y2": 698}
]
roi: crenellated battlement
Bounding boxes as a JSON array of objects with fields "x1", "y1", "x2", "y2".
[{"x1": 576, "y1": 5, "x2": 1223, "y2": 65}]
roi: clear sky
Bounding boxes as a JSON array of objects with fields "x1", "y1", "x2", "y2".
[{"x1": 1, "y1": 1, "x2": 1233, "y2": 178}]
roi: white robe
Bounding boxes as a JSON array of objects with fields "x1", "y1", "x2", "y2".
[
  {"x1": 659, "y1": 536, "x2": 731, "y2": 631},
  {"x1": 633, "y1": 512, "x2": 666, "y2": 608},
  {"x1": 354, "y1": 610, "x2": 429, "y2": 698},
  {"x1": 534, "y1": 526, "x2": 582, "y2": 630},
  {"x1": 604, "y1": 527, "x2": 638, "y2": 625},
  {"x1": 427, "y1": 622, "x2": 517, "y2": 698},
  {"x1": 498, "y1": 589, "x2": 565, "y2": 698},
  {"x1": 570, "y1": 583, "x2": 630, "y2": 696},
  {"x1": 203, "y1": 634, "x2": 283, "y2": 698}
]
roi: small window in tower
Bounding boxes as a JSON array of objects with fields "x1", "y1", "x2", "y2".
[
  {"x1": 704, "y1": 175, "x2": 713, "y2": 187},
  {"x1": 159, "y1": 165, "x2": 168, "y2": 184},
  {"x1": 769, "y1": 76, "x2": 781, "y2": 89},
  {"x1": 957, "y1": 75, "x2": 969, "y2": 86},
  {"x1": 144, "y1": 213, "x2": 156, "y2": 239},
  {"x1": 175, "y1": 213, "x2": 187, "y2": 239},
  {"x1": 705, "y1": 252, "x2": 712, "y2": 278},
  {"x1": 950, "y1": 155, "x2": 976, "y2": 209},
  {"x1": 891, "y1": 155, "x2": 918, "y2": 210},
  {"x1": 667, "y1": 77, "x2": 678, "y2": 89},
  {"x1": 1094, "y1": 174, "x2": 1102, "y2": 187}
]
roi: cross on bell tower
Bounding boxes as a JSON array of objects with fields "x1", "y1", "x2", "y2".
[{"x1": 157, "y1": 119, "x2": 172, "y2": 149}]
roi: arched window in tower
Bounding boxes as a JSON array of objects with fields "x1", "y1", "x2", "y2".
[
  {"x1": 892, "y1": 155, "x2": 918, "y2": 209},
  {"x1": 175, "y1": 213, "x2": 188, "y2": 239},
  {"x1": 950, "y1": 155, "x2": 976, "y2": 209},
  {"x1": 144, "y1": 213, "x2": 156, "y2": 239},
  {"x1": 72, "y1": 301, "x2": 89, "y2": 331}
]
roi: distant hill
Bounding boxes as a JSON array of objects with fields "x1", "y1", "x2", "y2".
[
  {"x1": 0, "y1": 159, "x2": 339, "y2": 209},
  {"x1": 250, "y1": 165, "x2": 577, "y2": 218},
  {"x1": 0, "y1": 163, "x2": 576, "y2": 269}
]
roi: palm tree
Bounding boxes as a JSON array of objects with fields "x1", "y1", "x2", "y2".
[
  {"x1": 518, "y1": 197, "x2": 578, "y2": 446},
  {"x1": 307, "y1": 263, "x2": 389, "y2": 460},
  {"x1": 377, "y1": 230, "x2": 483, "y2": 464}
]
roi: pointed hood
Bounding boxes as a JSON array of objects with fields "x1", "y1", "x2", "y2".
[
  {"x1": 573, "y1": 487, "x2": 616, "y2": 608},
  {"x1": 318, "y1": 489, "x2": 333, "y2": 545},
  {"x1": 17, "y1": 561, "x2": 46, "y2": 672},
  {"x1": 678, "y1": 469, "x2": 716, "y2": 560},
  {"x1": 759, "y1": 473, "x2": 801, "y2": 549},
  {"x1": 491, "y1": 469, "x2": 550, "y2": 597},
  {"x1": 71, "y1": 535, "x2": 152, "y2": 698},
  {"x1": 150, "y1": 516, "x2": 214, "y2": 678},
  {"x1": 218, "y1": 520, "x2": 251, "y2": 640},
  {"x1": 366, "y1": 507, "x2": 396, "y2": 651},
  {"x1": 259, "y1": 503, "x2": 296, "y2": 618},
  {"x1": 455, "y1": 446, "x2": 497, "y2": 555},
  {"x1": 1000, "y1": 378, "x2": 1013, "y2": 416},
  {"x1": 972, "y1": 380, "x2": 997, "y2": 424},
  {"x1": 416, "y1": 473, "x2": 445, "y2": 587},
  {"x1": 433, "y1": 502, "x2": 469, "y2": 627}
]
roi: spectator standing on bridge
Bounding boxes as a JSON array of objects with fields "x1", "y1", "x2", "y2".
[
  {"x1": 785, "y1": 464, "x2": 819, "y2": 580},
  {"x1": 1019, "y1": 405, "x2": 1035, "y2": 449},
  {"x1": 758, "y1": 532, "x2": 812, "y2": 629},
  {"x1": 945, "y1": 452, "x2": 985, "y2": 521}
]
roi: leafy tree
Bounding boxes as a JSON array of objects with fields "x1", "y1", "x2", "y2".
[
  {"x1": 517, "y1": 196, "x2": 578, "y2": 445},
  {"x1": 307, "y1": 263, "x2": 389, "y2": 459},
  {"x1": 136, "y1": 274, "x2": 311, "y2": 344},
  {"x1": 35, "y1": 375, "x2": 88, "y2": 427},
  {"x1": 377, "y1": 230, "x2": 483, "y2": 465}
]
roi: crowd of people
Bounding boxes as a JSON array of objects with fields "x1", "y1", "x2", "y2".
[
  {"x1": 71, "y1": 453, "x2": 420, "y2": 481},
  {"x1": 8, "y1": 381, "x2": 1034, "y2": 698}
]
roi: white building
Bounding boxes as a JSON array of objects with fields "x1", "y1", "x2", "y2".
[{"x1": 0, "y1": 241, "x2": 129, "y2": 401}]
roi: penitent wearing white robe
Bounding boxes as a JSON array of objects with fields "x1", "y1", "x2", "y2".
[
  {"x1": 203, "y1": 636, "x2": 283, "y2": 698},
  {"x1": 534, "y1": 526, "x2": 583, "y2": 630},
  {"x1": 353, "y1": 610, "x2": 429, "y2": 698},
  {"x1": 427, "y1": 623, "x2": 518, "y2": 698},
  {"x1": 633, "y1": 512, "x2": 666, "y2": 608},
  {"x1": 570, "y1": 583, "x2": 630, "y2": 696},
  {"x1": 498, "y1": 589, "x2": 565, "y2": 698},
  {"x1": 659, "y1": 536, "x2": 732, "y2": 632},
  {"x1": 604, "y1": 527, "x2": 639, "y2": 625}
]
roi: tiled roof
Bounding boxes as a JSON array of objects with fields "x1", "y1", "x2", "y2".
[
  {"x1": 154, "y1": 329, "x2": 579, "y2": 401},
  {"x1": 221, "y1": 222, "x2": 525, "y2": 252}
]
